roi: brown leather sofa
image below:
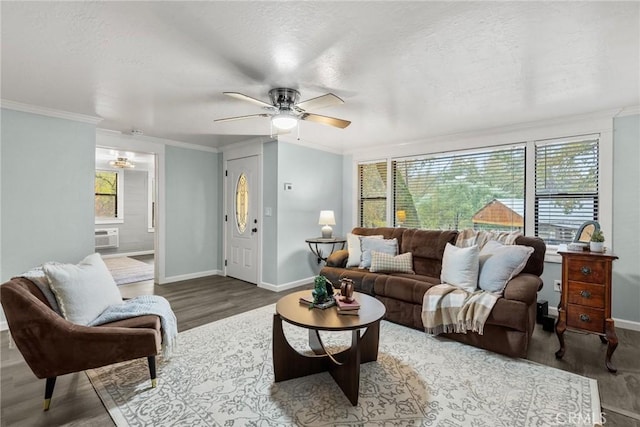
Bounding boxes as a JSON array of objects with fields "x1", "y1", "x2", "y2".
[
  {"x1": 0, "y1": 277, "x2": 161, "y2": 410},
  {"x1": 321, "y1": 227, "x2": 546, "y2": 358}
]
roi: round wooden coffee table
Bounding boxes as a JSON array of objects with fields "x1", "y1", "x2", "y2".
[{"x1": 272, "y1": 291, "x2": 386, "y2": 405}]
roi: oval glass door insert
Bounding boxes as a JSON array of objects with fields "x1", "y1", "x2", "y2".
[{"x1": 235, "y1": 173, "x2": 249, "y2": 233}]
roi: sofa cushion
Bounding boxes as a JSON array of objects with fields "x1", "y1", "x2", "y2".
[
  {"x1": 346, "y1": 233, "x2": 382, "y2": 267},
  {"x1": 370, "y1": 251, "x2": 414, "y2": 274},
  {"x1": 44, "y1": 253, "x2": 122, "y2": 325},
  {"x1": 440, "y1": 243, "x2": 479, "y2": 292},
  {"x1": 360, "y1": 238, "x2": 398, "y2": 268},
  {"x1": 478, "y1": 240, "x2": 534, "y2": 293},
  {"x1": 401, "y1": 229, "x2": 458, "y2": 277}
]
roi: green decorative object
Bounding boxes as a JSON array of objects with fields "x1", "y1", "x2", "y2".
[
  {"x1": 590, "y1": 229, "x2": 605, "y2": 242},
  {"x1": 309, "y1": 275, "x2": 333, "y2": 309}
]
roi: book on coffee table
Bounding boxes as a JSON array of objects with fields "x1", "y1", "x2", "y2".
[
  {"x1": 337, "y1": 307, "x2": 359, "y2": 316},
  {"x1": 299, "y1": 293, "x2": 336, "y2": 309},
  {"x1": 336, "y1": 297, "x2": 360, "y2": 311}
]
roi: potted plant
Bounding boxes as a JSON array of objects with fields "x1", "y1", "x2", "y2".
[{"x1": 590, "y1": 229, "x2": 605, "y2": 252}]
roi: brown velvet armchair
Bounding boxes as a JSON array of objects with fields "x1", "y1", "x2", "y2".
[{"x1": 1, "y1": 277, "x2": 161, "y2": 410}]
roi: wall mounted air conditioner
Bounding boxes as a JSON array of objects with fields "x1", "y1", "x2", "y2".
[{"x1": 95, "y1": 228, "x2": 119, "y2": 249}]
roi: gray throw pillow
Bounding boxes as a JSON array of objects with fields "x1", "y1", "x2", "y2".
[{"x1": 360, "y1": 237, "x2": 398, "y2": 268}]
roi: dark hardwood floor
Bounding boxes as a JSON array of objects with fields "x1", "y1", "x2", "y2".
[{"x1": 2, "y1": 275, "x2": 639, "y2": 426}]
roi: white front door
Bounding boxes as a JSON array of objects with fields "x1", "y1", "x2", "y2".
[{"x1": 226, "y1": 155, "x2": 259, "y2": 284}]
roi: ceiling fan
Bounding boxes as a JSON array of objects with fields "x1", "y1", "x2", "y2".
[{"x1": 214, "y1": 88, "x2": 351, "y2": 130}]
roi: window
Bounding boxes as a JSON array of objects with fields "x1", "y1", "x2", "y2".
[
  {"x1": 391, "y1": 146, "x2": 525, "y2": 230},
  {"x1": 95, "y1": 170, "x2": 123, "y2": 223},
  {"x1": 535, "y1": 136, "x2": 599, "y2": 245},
  {"x1": 358, "y1": 161, "x2": 387, "y2": 227}
]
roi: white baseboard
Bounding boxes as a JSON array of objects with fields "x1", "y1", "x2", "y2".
[
  {"x1": 159, "y1": 269, "x2": 221, "y2": 284},
  {"x1": 100, "y1": 250, "x2": 155, "y2": 259},
  {"x1": 0, "y1": 321, "x2": 7, "y2": 332},
  {"x1": 548, "y1": 307, "x2": 640, "y2": 332},
  {"x1": 259, "y1": 276, "x2": 314, "y2": 292}
]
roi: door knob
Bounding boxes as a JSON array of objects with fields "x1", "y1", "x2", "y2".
[{"x1": 251, "y1": 228, "x2": 258, "y2": 233}]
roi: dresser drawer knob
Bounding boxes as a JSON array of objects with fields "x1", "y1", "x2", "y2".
[
  {"x1": 579, "y1": 290, "x2": 592, "y2": 298},
  {"x1": 579, "y1": 314, "x2": 591, "y2": 322},
  {"x1": 580, "y1": 266, "x2": 592, "y2": 275}
]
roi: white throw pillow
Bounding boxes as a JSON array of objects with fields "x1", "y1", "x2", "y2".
[
  {"x1": 360, "y1": 238, "x2": 398, "y2": 269},
  {"x1": 440, "y1": 243, "x2": 479, "y2": 292},
  {"x1": 346, "y1": 233, "x2": 383, "y2": 267},
  {"x1": 478, "y1": 240, "x2": 534, "y2": 294},
  {"x1": 44, "y1": 253, "x2": 123, "y2": 325}
]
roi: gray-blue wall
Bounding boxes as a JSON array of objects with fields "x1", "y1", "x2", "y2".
[
  {"x1": 262, "y1": 141, "x2": 278, "y2": 284},
  {"x1": 1, "y1": 109, "x2": 95, "y2": 279},
  {"x1": 271, "y1": 142, "x2": 343, "y2": 285},
  {"x1": 165, "y1": 145, "x2": 221, "y2": 277}
]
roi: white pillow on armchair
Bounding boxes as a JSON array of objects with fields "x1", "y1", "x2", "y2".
[{"x1": 44, "y1": 253, "x2": 122, "y2": 325}]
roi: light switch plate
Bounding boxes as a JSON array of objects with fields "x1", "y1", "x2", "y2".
[{"x1": 284, "y1": 183, "x2": 293, "y2": 191}]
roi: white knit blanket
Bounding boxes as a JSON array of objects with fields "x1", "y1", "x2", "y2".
[
  {"x1": 421, "y1": 284, "x2": 499, "y2": 335},
  {"x1": 89, "y1": 295, "x2": 178, "y2": 359}
]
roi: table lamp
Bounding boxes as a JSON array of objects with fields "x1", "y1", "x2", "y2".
[{"x1": 318, "y1": 210, "x2": 336, "y2": 238}]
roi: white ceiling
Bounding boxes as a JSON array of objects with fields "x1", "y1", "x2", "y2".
[{"x1": 2, "y1": 2, "x2": 639, "y2": 152}]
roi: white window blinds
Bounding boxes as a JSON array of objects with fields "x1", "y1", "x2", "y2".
[
  {"x1": 392, "y1": 146, "x2": 525, "y2": 230},
  {"x1": 535, "y1": 136, "x2": 599, "y2": 245}
]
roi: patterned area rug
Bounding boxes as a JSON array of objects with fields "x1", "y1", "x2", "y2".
[
  {"x1": 87, "y1": 305, "x2": 601, "y2": 426},
  {"x1": 103, "y1": 256, "x2": 154, "y2": 285}
]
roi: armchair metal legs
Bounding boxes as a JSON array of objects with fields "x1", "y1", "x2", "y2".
[
  {"x1": 148, "y1": 356, "x2": 157, "y2": 388},
  {"x1": 43, "y1": 377, "x2": 56, "y2": 411}
]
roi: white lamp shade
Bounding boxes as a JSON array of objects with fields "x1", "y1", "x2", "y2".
[{"x1": 318, "y1": 210, "x2": 336, "y2": 225}]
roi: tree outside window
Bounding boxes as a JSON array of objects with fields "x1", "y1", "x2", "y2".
[{"x1": 95, "y1": 171, "x2": 118, "y2": 219}]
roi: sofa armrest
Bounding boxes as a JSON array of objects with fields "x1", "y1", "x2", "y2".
[
  {"x1": 502, "y1": 273, "x2": 542, "y2": 306},
  {"x1": 326, "y1": 249, "x2": 349, "y2": 267}
]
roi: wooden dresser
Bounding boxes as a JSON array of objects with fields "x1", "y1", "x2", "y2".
[{"x1": 555, "y1": 250, "x2": 619, "y2": 372}]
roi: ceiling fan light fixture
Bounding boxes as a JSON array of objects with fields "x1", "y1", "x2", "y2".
[{"x1": 271, "y1": 111, "x2": 298, "y2": 130}]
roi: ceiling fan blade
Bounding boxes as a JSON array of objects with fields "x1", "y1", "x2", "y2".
[
  {"x1": 295, "y1": 93, "x2": 344, "y2": 111},
  {"x1": 223, "y1": 92, "x2": 274, "y2": 109},
  {"x1": 300, "y1": 113, "x2": 351, "y2": 129},
  {"x1": 214, "y1": 113, "x2": 270, "y2": 123}
]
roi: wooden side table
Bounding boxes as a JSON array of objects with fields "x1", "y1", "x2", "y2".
[
  {"x1": 555, "y1": 250, "x2": 619, "y2": 372},
  {"x1": 305, "y1": 237, "x2": 346, "y2": 264}
]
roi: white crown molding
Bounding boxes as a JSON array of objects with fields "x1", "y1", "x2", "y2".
[
  {"x1": 614, "y1": 105, "x2": 640, "y2": 117},
  {"x1": 1, "y1": 99, "x2": 102, "y2": 124},
  {"x1": 97, "y1": 128, "x2": 219, "y2": 153}
]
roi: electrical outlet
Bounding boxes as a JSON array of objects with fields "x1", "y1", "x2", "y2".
[{"x1": 553, "y1": 280, "x2": 561, "y2": 292}]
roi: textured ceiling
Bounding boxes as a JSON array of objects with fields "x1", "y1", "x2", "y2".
[{"x1": 2, "y1": 2, "x2": 639, "y2": 152}]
